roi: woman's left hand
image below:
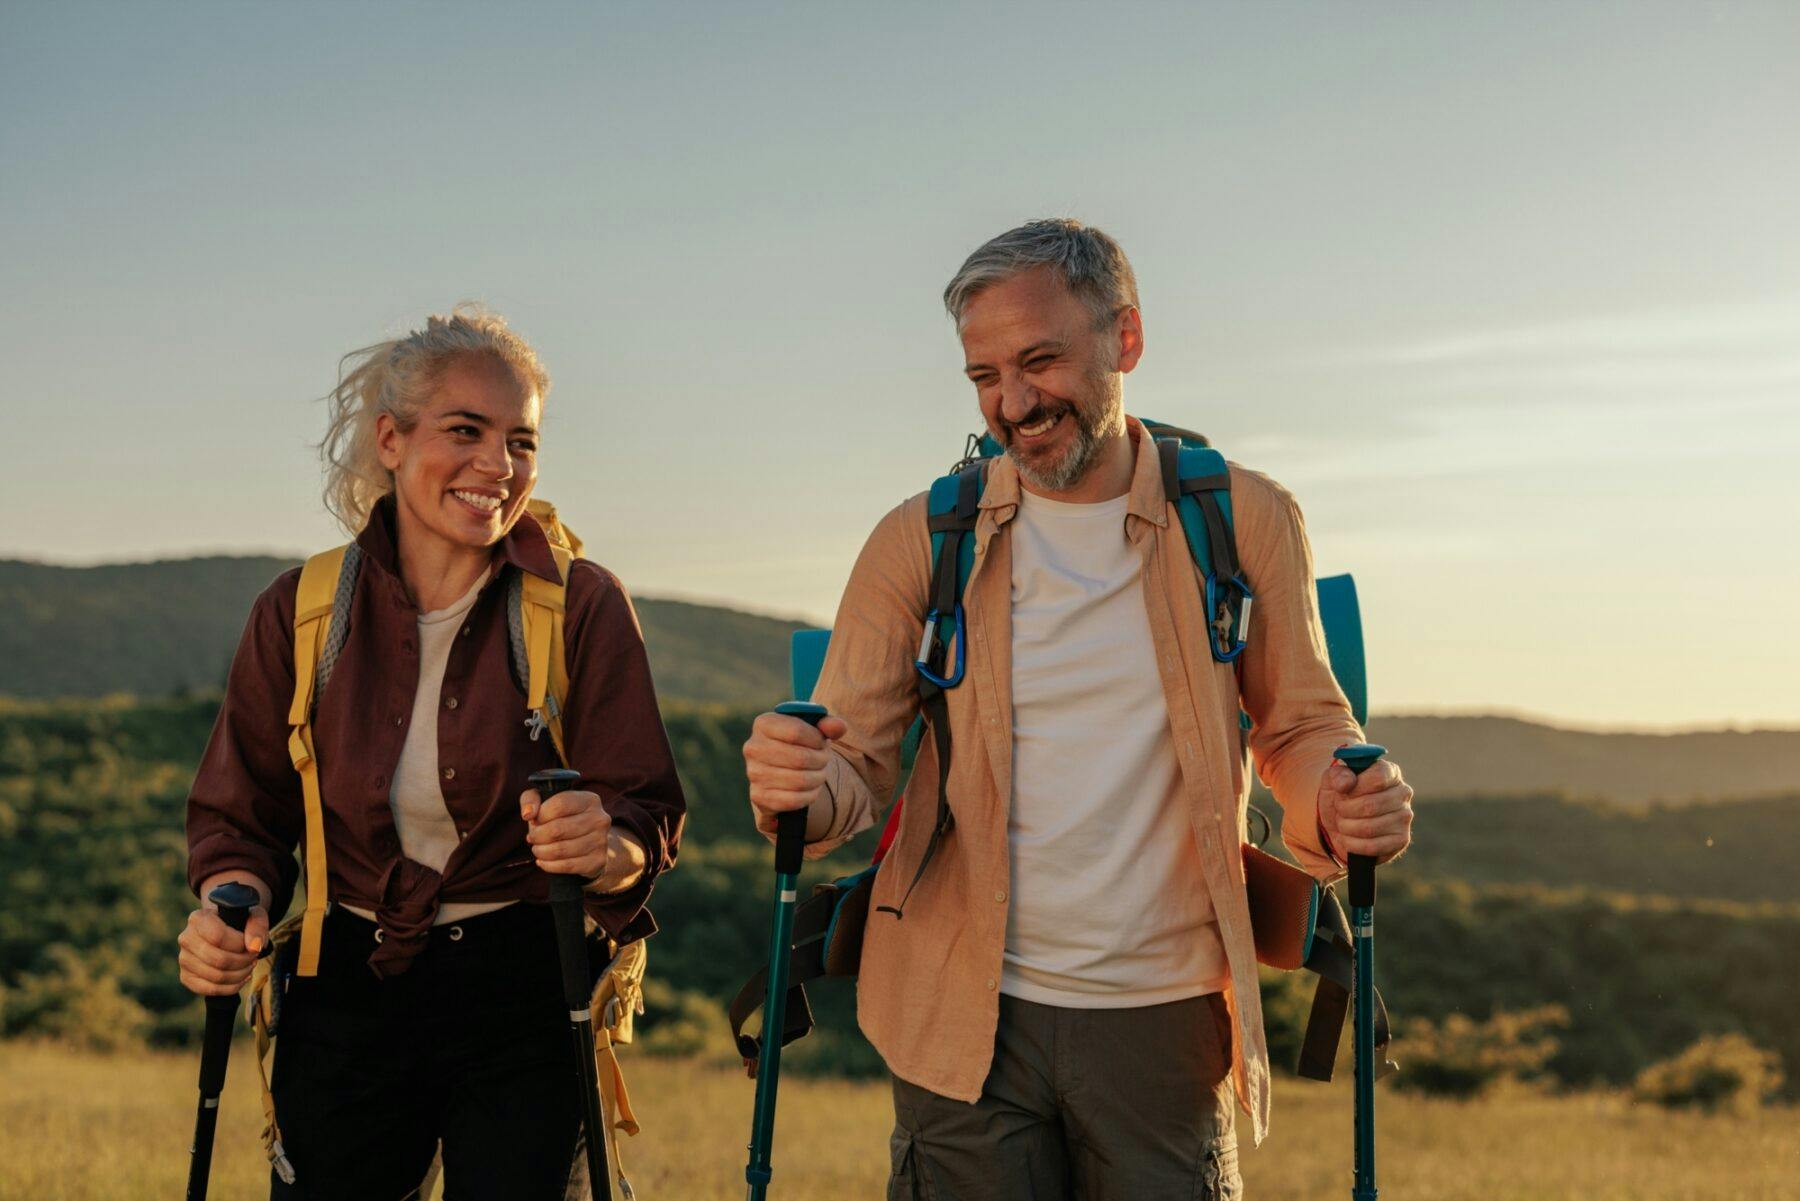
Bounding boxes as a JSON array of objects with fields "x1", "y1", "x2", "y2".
[{"x1": 520, "y1": 787, "x2": 646, "y2": 893}]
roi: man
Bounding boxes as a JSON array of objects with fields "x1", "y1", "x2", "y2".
[{"x1": 743, "y1": 219, "x2": 1414, "y2": 1199}]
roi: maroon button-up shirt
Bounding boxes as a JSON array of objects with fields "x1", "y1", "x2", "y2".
[{"x1": 186, "y1": 498, "x2": 686, "y2": 972}]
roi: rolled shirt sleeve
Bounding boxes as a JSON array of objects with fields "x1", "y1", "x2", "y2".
[
  {"x1": 1232, "y1": 469, "x2": 1363, "y2": 880},
  {"x1": 186, "y1": 572, "x2": 306, "y2": 920},
  {"x1": 804, "y1": 495, "x2": 934, "y2": 858},
  {"x1": 560, "y1": 561, "x2": 688, "y2": 939}
]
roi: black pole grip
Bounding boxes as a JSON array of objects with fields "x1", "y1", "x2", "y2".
[
  {"x1": 1332, "y1": 744, "x2": 1388, "y2": 909},
  {"x1": 529, "y1": 769, "x2": 594, "y2": 1010},
  {"x1": 772, "y1": 702, "x2": 829, "y2": 877},
  {"x1": 208, "y1": 881, "x2": 259, "y2": 935}
]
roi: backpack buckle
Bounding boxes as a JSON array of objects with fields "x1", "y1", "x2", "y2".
[
  {"x1": 1204, "y1": 573, "x2": 1253, "y2": 663},
  {"x1": 914, "y1": 604, "x2": 967, "y2": 689}
]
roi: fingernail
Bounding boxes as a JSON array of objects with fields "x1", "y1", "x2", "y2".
[{"x1": 247, "y1": 936, "x2": 263, "y2": 953}]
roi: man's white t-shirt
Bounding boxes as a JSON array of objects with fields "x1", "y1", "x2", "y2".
[{"x1": 1001, "y1": 488, "x2": 1229, "y2": 1006}]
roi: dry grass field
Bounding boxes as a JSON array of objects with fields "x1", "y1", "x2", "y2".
[{"x1": 1, "y1": 1041, "x2": 1795, "y2": 1200}]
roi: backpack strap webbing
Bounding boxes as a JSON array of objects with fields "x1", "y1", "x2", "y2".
[
  {"x1": 1156, "y1": 437, "x2": 1252, "y2": 663},
  {"x1": 510, "y1": 546, "x2": 576, "y2": 766},
  {"x1": 286, "y1": 545, "x2": 354, "y2": 979},
  {"x1": 880, "y1": 461, "x2": 984, "y2": 919},
  {"x1": 1294, "y1": 888, "x2": 1397, "y2": 1082}
]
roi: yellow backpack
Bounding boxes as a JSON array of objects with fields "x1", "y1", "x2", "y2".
[{"x1": 245, "y1": 499, "x2": 646, "y2": 1196}]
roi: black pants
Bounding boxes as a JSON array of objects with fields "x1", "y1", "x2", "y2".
[{"x1": 269, "y1": 904, "x2": 591, "y2": 1201}]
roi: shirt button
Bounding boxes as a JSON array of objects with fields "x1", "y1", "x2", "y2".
[
  {"x1": 393, "y1": 715, "x2": 403, "y2": 726},
  {"x1": 461, "y1": 625, "x2": 472, "y2": 637},
  {"x1": 445, "y1": 697, "x2": 459, "y2": 710},
  {"x1": 985, "y1": 978, "x2": 997, "y2": 991},
  {"x1": 442, "y1": 768, "x2": 456, "y2": 781},
  {"x1": 374, "y1": 774, "x2": 386, "y2": 789},
  {"x1": 994, "y1": 890, "x2": 1006, "y2": 903}
]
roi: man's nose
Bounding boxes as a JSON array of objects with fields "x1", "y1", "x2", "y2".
[{"x1": 998, "y1": 376, "x2": 1039, "y2": 423}]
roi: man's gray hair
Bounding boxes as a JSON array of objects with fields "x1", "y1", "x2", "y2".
[{"x1": 942, "y1": 218, "x2": 1139, "y2": 329}]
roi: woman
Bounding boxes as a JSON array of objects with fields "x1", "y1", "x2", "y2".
[{"x1": 178, "y1": 308, "x2": 685, "y2": 1199}]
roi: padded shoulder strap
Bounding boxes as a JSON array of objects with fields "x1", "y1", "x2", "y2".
[
  {"x1": 517, "y1": 546, "x2": 575, "y2": 767},
  {"x1": 287, "y1": 546, "x2": 351, "y2": 978},
  {"x1": 1158, "y1": 437, "x2": 1252, "y2": 663}
]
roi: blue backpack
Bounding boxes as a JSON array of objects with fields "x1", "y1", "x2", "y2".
[{"x1": 731, "y1": 423, "x2": 1390, "y2": 1083}]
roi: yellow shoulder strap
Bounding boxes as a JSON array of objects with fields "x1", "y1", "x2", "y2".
[
  {"x1": 520, "y1": 545, "x2": 575, "y2": 766},
  {"x1": 287, "y1": 545, "x2": 347, "y2": 978}
]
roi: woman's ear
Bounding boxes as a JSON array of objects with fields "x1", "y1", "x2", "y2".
[{"x1": 374, "y1": 411, "x2": 405, "y2": 472}]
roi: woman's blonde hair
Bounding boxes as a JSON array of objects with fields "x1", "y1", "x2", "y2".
[{"x1": 319, "y1": 305, "x2": 551, "y2": 534}]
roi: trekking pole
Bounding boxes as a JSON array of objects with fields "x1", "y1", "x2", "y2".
[
  {"x1": 530, "y1": 767, "x2": 615, "y2": 1201},
  {"x1": 185, "y1": 881, "x2": 258, "y2": 1201},
  {"x1": 744, "y1": 701, "x2": 827, "y2": 1201},
  {"x1": 1334, "y1": 743, "x2": 1388, "y2": 1201}
]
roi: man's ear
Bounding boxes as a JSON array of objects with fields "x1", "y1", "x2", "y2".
[{"x1": 1114, "y1": 306, "x2": 1145, "y2": 374}]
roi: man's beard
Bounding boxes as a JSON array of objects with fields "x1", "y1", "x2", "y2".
[{"x1": 1004, "y1": 370, "x2": 1125, "y2": 493}]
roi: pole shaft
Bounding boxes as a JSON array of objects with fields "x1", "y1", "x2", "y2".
[
  {"x1": 1333, "y1": 745, "x2": 1386, "y2": 1201},
  {"x1": 534, "y1": 769, "x2": 613, "y2": 1201}
]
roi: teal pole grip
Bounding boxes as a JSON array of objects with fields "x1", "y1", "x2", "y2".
[{"x1": 1334, "y1": 744, "x2": 1387, "y2": 908}]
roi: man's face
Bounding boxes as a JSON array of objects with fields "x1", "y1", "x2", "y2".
[{"x1": 958, "y1": 266, "x2": 1138, "y2": 494}]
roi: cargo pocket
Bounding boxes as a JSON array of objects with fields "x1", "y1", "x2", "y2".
[
  {"x1": 1195, "y1": 1137, "x2": 1242, "y2": 1201},
  {"x1": 888, "y1": 1127, "x2": 927, "y2": 1201}
]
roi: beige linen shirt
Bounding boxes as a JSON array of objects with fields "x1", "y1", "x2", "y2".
[{"x1": 807, "y1": 416, "x2": 1361, "y2": 1144}]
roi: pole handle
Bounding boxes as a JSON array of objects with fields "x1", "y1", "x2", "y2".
[
  {"x1": 530, "y1": 768, "x2": 596, "y2": 1009},
  {"x1": 1333, "y1": 744, "x2": 1388, "y2": 909},
  {"x1": 772, "y1": 702, "x2": 829, "y2": 877},
  {"x1": 207, "y1": 881, "x2": 258, "y2": 934}
]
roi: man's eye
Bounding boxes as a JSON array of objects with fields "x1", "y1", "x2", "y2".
[{"x1": 510, "y1": 440, "x2": 537, "y2": 454}]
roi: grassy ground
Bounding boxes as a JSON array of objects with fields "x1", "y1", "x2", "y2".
[{"x1": 2, "y1": 1042, "x2": 1795, "y2": 1200}]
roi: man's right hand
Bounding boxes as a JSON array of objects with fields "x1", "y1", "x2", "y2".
[
  {"x1": 743, "y1": 709, "x2": 849, "y2": 838},
  {"x1": 178, "y1": 874, "x2": 272, "y2": 997}
]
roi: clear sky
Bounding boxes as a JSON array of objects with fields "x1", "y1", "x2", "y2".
[{"x1": 4, "y1": 2, "x2": 1796, "y2": 729}]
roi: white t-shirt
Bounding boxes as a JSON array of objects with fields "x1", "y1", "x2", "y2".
[
  {"x1": 344, "y1": 568, "x2": 511, "y2": 925},
  {"x1": 1001, "y1": 489, "x2": 1229, "y2": 1006}
]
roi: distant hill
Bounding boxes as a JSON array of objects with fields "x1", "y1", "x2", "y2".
[
  {"x1": 1364, "y1": 714, "x2": 1800, "y2": 806},
  {"x1": 6, "y1": 557, "x2": 1799, "y2": 801},
  {"x1": 0, "y1": 557, "x2": 805, "y2": 709}
]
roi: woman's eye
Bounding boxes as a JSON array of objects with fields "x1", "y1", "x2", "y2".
[{"x1": 510, "y1": 440, "x2": 537, "y2": 454}]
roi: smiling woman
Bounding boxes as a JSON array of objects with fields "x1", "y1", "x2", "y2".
[{"x1": 178, "y1": 306, "x2": 687, "y2": 1199}]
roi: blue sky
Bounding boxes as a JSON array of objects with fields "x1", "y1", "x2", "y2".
[{"x1": 4, "y1": 2, "x2": 1796, "y2": 728}]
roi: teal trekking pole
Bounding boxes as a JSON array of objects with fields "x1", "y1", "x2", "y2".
[
  {"x1": 1334, "y1": 744, "x2": 1388, "y2": 1201},
  {"x1": 185, "y1": 881, "x2": 257, "y2": 1201},
  {"x1": 529, "y1": 767, "x2": 614, "y2": 1201},
  {"x1": 744, "y1": 701, "x2": 827, "y2": 1200}
]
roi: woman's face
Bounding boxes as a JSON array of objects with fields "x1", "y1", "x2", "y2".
[{"x1": 376, "y1": 357, "x2": 541, "y2": 554}]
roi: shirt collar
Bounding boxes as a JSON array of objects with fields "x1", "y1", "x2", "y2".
[{"x1": 354, "y1": 494, "x2": 565, "y2": 584}]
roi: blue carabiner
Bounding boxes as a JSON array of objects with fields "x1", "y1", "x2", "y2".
[
  {"x1": 1203, "y1": 573, "x2": 1254, "y2": 664},
  {"x1": 914, "y1": 604, "x2": 967, "y2": 689}
]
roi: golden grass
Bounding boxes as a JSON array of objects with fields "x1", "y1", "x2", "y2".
[{"x1": 1, "y1": 1042, "x2": 1795, "y2": 1199}]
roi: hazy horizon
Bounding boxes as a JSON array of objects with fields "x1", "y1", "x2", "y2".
[{"x1": 4, "y1": 3, "x2": 1796, "y2": 729}]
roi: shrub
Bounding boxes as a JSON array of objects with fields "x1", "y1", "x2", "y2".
[
  {"x1": 1391, "y1": 1005, "x2": 1568, "y2": 1098},
  {"x1": 1632, "y1": 1033, "x2": 1785, "y2": 1114}
]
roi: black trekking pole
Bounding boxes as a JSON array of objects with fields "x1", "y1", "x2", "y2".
[
  {"x1": 1334, "y1": 743, "x2": 1388, "y2": 1201},
  {"x1": 530, "y1": 767, "x2": 614, "y2": 1201},
  {"x1": 185, "y1": 880, "x2": 258, "y2": 1201},
  {"x1": 743, "y1": 701, "x2": 827, "y2": 1201}
]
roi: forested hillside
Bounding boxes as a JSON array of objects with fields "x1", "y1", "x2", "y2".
[{"x1": 2, "y1": 694, "x2": 1795, "y2": 1097}]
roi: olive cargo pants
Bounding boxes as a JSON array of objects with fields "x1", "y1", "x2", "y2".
[{"x1": 888, "y1": 992, "x2": 1242, "y2": 1200}]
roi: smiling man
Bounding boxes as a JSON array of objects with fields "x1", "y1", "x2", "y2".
[{"x1": 743, "y1": 220, "x2": 1414, "y2": 1199}]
